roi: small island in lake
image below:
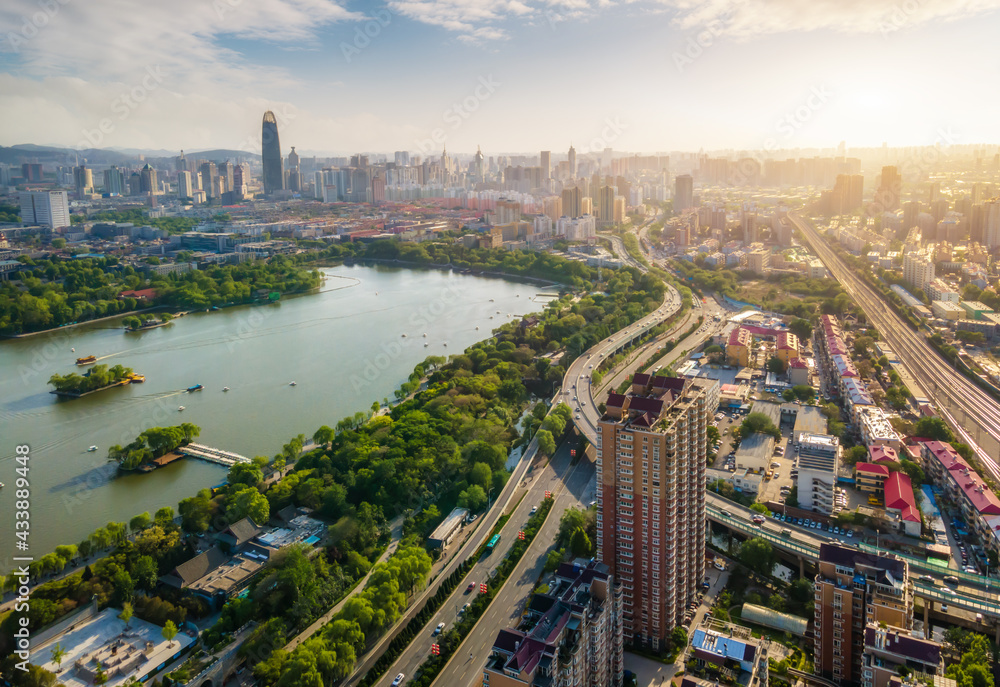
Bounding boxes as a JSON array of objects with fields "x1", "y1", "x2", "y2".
[
  {"x1": 109, "y1": 423, "x2": 201, "y2": 471},
  {"x1": 48, "y1": 363, "x2": 144, "y2": 397},
  {"x1": 122, "y1": 312, "x2": 174, "y2": 331}
]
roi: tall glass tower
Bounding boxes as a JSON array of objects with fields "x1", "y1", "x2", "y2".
[{"x1": 261, "y1": 111, "x2": 284, "y2": 196}]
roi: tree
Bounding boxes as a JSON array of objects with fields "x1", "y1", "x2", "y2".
[
  {"x1": 670, "y1": 626, "x2": 688, "y2": 650},
  {"x1": 458, "y1": 485, "x2": 488, "y2": 512},
  {"x1": 312, "y1": 425, "x2": 334, "y2": 447},
  {"x1": 569, "y1": 528, "x2": 592, "y2": 557},
  {"x1": 162, "y1": 619, "x2": 179, "y2": 647},
  {"x1": 740, "y1": 412, "x2": 781, "y2": 440},
  {"x1": 789, "y1": 318, "x2": 812, "y2": 341},
  {"x1": 119, "y1": 602, "x2": 133, "y2": 629},
  {"x1": 914, "y1": 417, "x2": 954, "y2": 442},
  {"x1": 132, "y1": 555, "x2": 159, "y2": 592},
  {"x1": 228, "y1": 462, "x2": 264, "y2": 487},
  {"x1": 544, "y1": 549, "x2": 565, "y2": 573},
  {"x1": 50, "y1": 643, "x2": 67, "y2": 670},
  {"x1": 129, "y1": 512, "x2": 151, "y2": 532},
  {"x1": 767, "y1": 356, "x2": 785, "y2": 374},
  {"x1": 536, "y1": 429, "x2": 556, "y2": 457},
  {"x1": 750, "y1": 502, "x2": 768, "y2": 514},
  {"x1": 739, "y1": 537, "x2": 776, "y2": 577},
  {"x1": 51, "y1": 238, "x2": 66, "y2": 249},
  {"x1": 154, "y1": 506, "x2": 175, "y2": 528},
  {"x1": 469, "y1": 462, "x2": 492, "y2": 489},
  {"x1": 228, "y1": 486, "x2": 269, "y2": 524}
]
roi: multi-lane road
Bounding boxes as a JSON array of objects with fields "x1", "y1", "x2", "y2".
[{"x1": 790, "y1": 213, "x2": 1000, "y2": 481}]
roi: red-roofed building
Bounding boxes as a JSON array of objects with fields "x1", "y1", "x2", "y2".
[
  {"x1": 774, "y1": 331, "x2": 800, "y2": 365},
  {"x1": 868, "y1": 446, "x2": 899, "y2": 464},
  {"x1": 787, "y1": 357, "x2": 810, "y2": 386},
  {"x1": 855, "y1": 463, "x2": 890, "y2": 496},
  {"x1": 726, "y1": 327, "x2": 753, "y2": 367},
  {"x1": 118, "y1": 288, "x2": 158, "y2": 301},
  {"x1": 884, "y1": 472, "x2": 921, "y2": 536},
  {"x1": 921, "y1": 440, "x2": 1000, "y2": 552}
]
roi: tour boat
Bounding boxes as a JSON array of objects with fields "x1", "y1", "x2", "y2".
[
  {"x1": 187, "y1": 384, "x2": 204, "y2": 392},
  {"x1": 76, "y1": 355, "x2": 97, "y2": 365},
  {"x1": 289, "y1": 381, "x2": 297, "y2": 386},
  {"x1": 71, "y1": 347, "x2": 75, "y2": 352},
  {"x1": 222, "y1": 387, "x2": 230, "y2": 392},
  {"x1": 424, "y1": 343, "x2": 429, "y2": 347},
  {"x1": 178, "y1": 406, "x2": 185, "y2": 411},
  {"x1": 88, "y1": 446, "x2": 98, "y2": 452}
]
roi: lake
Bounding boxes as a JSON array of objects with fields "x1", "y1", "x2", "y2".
[{"x1": 0, "y1": 264, "x2": 545, "y2": 565}]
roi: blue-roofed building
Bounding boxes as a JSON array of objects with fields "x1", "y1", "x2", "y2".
[{"x1": 689, "y1": 620, "x2": 770, "y2": 687}]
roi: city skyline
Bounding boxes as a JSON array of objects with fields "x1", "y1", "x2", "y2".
[{"x1": 2, "y1": 0, "x2": 1000, "y2": 154}]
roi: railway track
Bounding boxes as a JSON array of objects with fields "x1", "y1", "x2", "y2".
[{"x1": 790, "y1": 212, "x2": 1000, "y2": 483}]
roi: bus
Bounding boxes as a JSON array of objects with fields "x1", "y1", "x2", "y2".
[{"x1": 485, "y1": 534, "x2": 501, "y2": 554}]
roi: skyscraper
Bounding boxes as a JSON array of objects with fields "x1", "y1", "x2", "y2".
[
  {"x1": 597, "y1": 374, "x2": 713, "y2": 649},
  {"x1": 561, "y1": 186, "x2": 582, "y2": 218},
  {"x1": 103, "y1": 167, "x2": 126, "y2": 195},
  {"x1": 674, "y1": 174, "x2": 693, "y2": 212},
  {"x1": 139, "y1": 164, "x2": 157, "y2": 195},
  {"x1": 598, "y1": 185, "x2": 616, "y2": 225},
  {"x1": 199, "y1": 163, "x2": 217, "y2": 199},
  {"x1": 983, "y1": 199, "x2": 1000, "y2": 249},
  {"x1": 875, "y1": 165, "x2": 901, "y2": 211},
  {"x1": 177, "y1": 171, "x2": 193, "y2": 199},
  {"x1": 568, "y1": 145, "x2": 577, "y2": 178},
  {"x1": 19, "y1": 190, "x2": 70, "y2": 229},
  {"x1": 261, "y1": 110, "x2": 284, "y2": 196},
  {"x1": 540, "y1": 150, "x2": 551, "y2": 180},
  {"x1": 474, "y1": 146, "x2": 485, "y2": 183},
  {"x1": 217, "y1": 161, "x2": 234, "y2": 193},
  {"x1": 73, "y1": 165, "x2": 93, "y2": 196}
]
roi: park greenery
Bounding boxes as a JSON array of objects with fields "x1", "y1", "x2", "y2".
[
  {"x1": 0, "y1": 246, "x2": 667, "y2": 684},
  {"x1": 48, "y1": 363, "x2": 134, "y2": 394},
  {"x1": 109, "y1": 423, "x2": 201, "y2": 470},
  {"x1": 71, "y1": 208, "x2": 201, "y2": 235},
  {"x1": 671, "y1": 259, "x2": 856, "y2": 319},
  {"x1": 734, "y1": 411, "x2": 782, "y2": 442},
  {"x1": 0, "y1": 253, "x2": 322, "y2": 334}
]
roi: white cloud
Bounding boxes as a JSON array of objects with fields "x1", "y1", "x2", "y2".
[
  {"x1": 659, "y1": 0, "x2": 1000, "y2": 37},
  {"x1": 0, "y1": 0, "x2": 362, "y2": 90}
]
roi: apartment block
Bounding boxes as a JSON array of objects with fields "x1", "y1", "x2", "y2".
[
  {"x1": 796, "y1": 433, "x2": 840, "y2": 515},
  {"x1": 902, "y1": 252, "x2": 934, "y2": 292},
  {"x1": 482, "y1": 560, "x2": 624, "y2": 687},
  {"x1": 689, "y1": 620, "x2": 770, "y2": 687},
  {"x1": 862, "y1": 624, "x2": 944, "y2": 687},
  {"x1": 813, "y1": 544, "x2": 913, "y2": 685},
  {"x1": 598, "y1": 374, "x2": 712, "y2": 649}
]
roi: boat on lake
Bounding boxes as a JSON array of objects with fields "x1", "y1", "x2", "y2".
[
  {"x1": 222, "y1": 386, "x2": 230, "y2": 392},
  {"x1": 88, "y1": 445, "x2": 98, "y2": 452},
  {"x1": 187, "y1": 384, "x2": 204, "y2": 392},
  {"x1": 76, "y1": 355, "x2": 97, "y2": 365},
  {"x1": 289, "y1": 381, "x2": 297, "y2": 386},
  {"x1": 178, "y1": 405, "x2": 185, "y2": 411}
]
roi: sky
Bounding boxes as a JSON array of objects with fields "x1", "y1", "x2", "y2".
[{"x1": 0, "y1": 0, "x2": 998, "y2": 157}]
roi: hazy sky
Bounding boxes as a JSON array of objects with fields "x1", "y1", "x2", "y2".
[{"x1": 1, "y1": 0, "x2": 997, "y2": 157}]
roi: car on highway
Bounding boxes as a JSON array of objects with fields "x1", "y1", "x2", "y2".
[
  {"x1": 575, "y1": 414, "x2": 581, "y2": 419},
  {"x1": 466, "y1": 582, "x2": 475, "y2": 593},
  {"x1": 392, "y1": 673, "x2": 406, "y2": 686},
  {"x1": 434, "y1": 622, "x2": 446, "y2": 635},
  {"x1": 531, "y1": 505, "x2": 538, "y2": 514}
]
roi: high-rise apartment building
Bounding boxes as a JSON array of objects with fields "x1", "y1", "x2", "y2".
[
  {"x1": 540, "y1": 150, "x2": 551, "y2": 180},
  {"x1": 217, "y1": 161, "x2": 234, "y2": 193},
  {"x1": 261, "y1": 110, "x2": 284, "y2": 195},
  {"x1": 199, "y1": 162, "x2": 217, "y2": 200},
  {"x1": 19, "y1": 190, "x2": 70, "y2": 229},
  {"x1": 674, "y1": 174, "x2": 694, "y2": 212},
  {"x1": 875, "y1": 166, "x2": 901, "y2": 211},
  {"x1": 177, "y1": 171, "x2": 193, "y2": 200},
  {"x1": 598, "y1": 185, "x2": 617, "y2": 226},
  {"x1": 482, "y1": 560, "x2": 623, "y2": 687},
  {"x1": 562, "y1": 186, "x2": 582, "y2": 219},
  {"x1": 814, "y1": 544, "x2": 913, "y2": 685},
  {"x1": 983, "y1": 199, "x2": 1000, "y2": 249},
  {"x1": 598, "y1": 374, "x2": 714, "y2": 649},
  {"x1": 568, "y1": 145, "x2": 577, "y2": 178},
  {"x1": 902, "y1": 251, "x2": 934, "y2": 292}
]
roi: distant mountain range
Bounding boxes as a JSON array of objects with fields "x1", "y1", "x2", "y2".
[{"x1": 1, "y1": 144, "x2": 260, "y2": 166}]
